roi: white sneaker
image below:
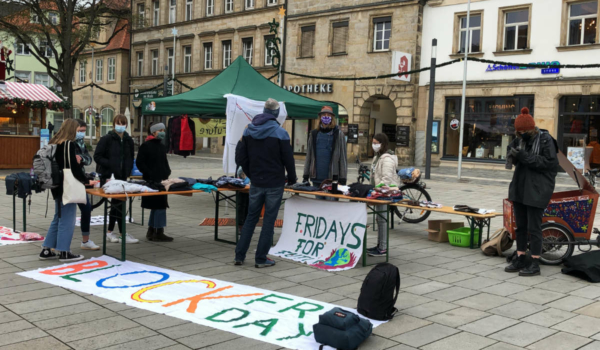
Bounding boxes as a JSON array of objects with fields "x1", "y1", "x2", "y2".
[
  {"x1": 117, "y1": 233, "x2": 139, "y2": 244},
  {"x1": 107, "y1": 232, "x2": 120, "y2": 243},
  {"x1": 81, "y1": 240, "x2": 100, "y2": 250}
]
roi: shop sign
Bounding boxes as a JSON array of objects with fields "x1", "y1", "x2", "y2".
[
  {"x1": 391, "y1": 51, "x2": 412, "y2": 82},
  {"x1": 396, "y1": 126, "x2": 410, "y2": 147},
  {"x1": 133, "y1": 89, "x2": 162, "y2": 107},
  {"x1": 450, "y1": 119, "x2": 459, "y2": 131},
  {"x1": 286, "y1": 83, "x2": 333, "y2": 94},
  {"x1": 485, "y1": 61, "x2": 560, "y2": 75},
  {"x1": 347, "y1": 124, "x2": 358, "y2": 144},
  {"x1": 192, "y1": 118, "x2": 226, "y2": 137}
]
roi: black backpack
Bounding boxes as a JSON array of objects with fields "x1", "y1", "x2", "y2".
[
  {"x1": 357, "y1": 263, "x2": 400, "y2": 321},
  {"x1": 313, "y1": 307, "x2": 372, "y2": 350}
]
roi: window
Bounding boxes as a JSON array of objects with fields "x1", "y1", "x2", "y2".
[
  {"x1": 568, "y1": 1, "x2": 598, "y2": 45},
  {"x1": 459, "y1": 14, "x2": 482, "y2": 53},
  {"x1": 264, "y1": 35, "x2": 275, "y2": 65},
  {"x1": 225, "y1": 0, "x2": 233, "y2": 13},
  {"x1": 332, "y1": 21, "x2": 349, "y2": 54},
  {"x1": 169, "y1": 0, "x2": 176, "y2": 24},
  {"x1": 153, "y1": 1, "x2": 160, "y2": 26},
  {"x1": 246, "y1": 0, "x2": 254, "y2": 9},
  {"x1": 222, "y1": 40, "x2": 231, "y2": 67},
  {"x1": 267, "y1": 0, "x2": 277, "y2": 5},
  {"x1": 167, "y1": 48, "x2": 174, "y2": 74},
  {"x1": 300, "y1": 25, "x2": 315, "y2": 58},
  {"x1": 186, "y1": 0, "x2": 193, "y2": 21},
  {"x1": 15, "y1": 71, "x2": 30, "y2": 83},
  {"x1": 101, "y1": 108, "x2": 115, "y2": 136},
  {"x1": 204, "y1": 43, "x2": 213, "y2": 69},
  {"x1": 79, "y1": 61, "x2": 86, "y2": 83},
  {"x1": 31, "y1": 14, "x2": 40, "y2": 23},
  {"x1": 48, "y1": 12, "x2": 58, "y2": 25},
  {"x1": 35, "y1": 73, "x2": 50, "y2": 87},
  {"x1": 16, "y1": 41, "x2": 30, "y2": 55},
  {"x1": 373, "y1": 17, "x2": 391, "y2": 52},
  {"x1": 40, "y1": 40, "x2": 53, "y2": 57},
  {"x1": 137, "y1": 3, "x2": 145, "y2": 27},
  {"x1": 137, "y1": 52, "x2": 143, "y2": 76},
  {"x1": 152, "y1": 50, "x2": 159, "y2": 75},
  {"x1": 183, "y1": 46, "x2": 192, "y2": 72},
  {"x1": 242, "y1": 38, "x2": 253, "y2": 65},
  {"x1": 107, "y1": 57, "x2": 115, "y2": 81},
  {"x1": 503, "y1": 8, "x2": 529, "y2": 50},
  {"x1": 206, "y1": 0, "x2": 214, "y2": 15},
  {"x1": 96, "y1": 59, "x2": 103, "y2": 82}
]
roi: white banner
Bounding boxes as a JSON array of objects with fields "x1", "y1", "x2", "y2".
[
  {"x1": 391, "y1": 51, "x2": 412, "y2": 82},
  {"x1": 269, "y1": 197, "x2": 367, "y2": 271},
  {"x1": 18, "y1": 256, "x2": 384, "y2": 350},
  {"x1": 223, "y1": 94, "x2": 288, "y2": 174}
]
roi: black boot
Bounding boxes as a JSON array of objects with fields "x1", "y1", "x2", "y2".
[
  {"x1": 153, "y1": 228, "x2": 174, "y2": 242},
  {"x1": 519, "y1": 258, "x2": 541, "y2": 277},
  {"x1": 505, "y1": 254, "x2": 528, "y2": 272},
  {"x1": 146, "y1": 227, "x2": 156, "y2": 241}
]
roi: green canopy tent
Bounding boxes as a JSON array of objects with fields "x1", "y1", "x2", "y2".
[{"x1": 141, "y1": 56, "x2": 338, "y2": 118}]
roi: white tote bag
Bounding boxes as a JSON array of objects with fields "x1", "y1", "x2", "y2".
[{"x1": 62, "y1": 141, "x2": 87, "y2": 204}]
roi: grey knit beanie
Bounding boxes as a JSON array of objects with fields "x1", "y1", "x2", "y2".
[{"x1": 263, "y1": 98, "x2": 280, "y2": 117}]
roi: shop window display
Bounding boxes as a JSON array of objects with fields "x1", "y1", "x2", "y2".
[
  {"x1": 444, "y1": 96, "x2": 534, "y2": 161},
  {"x1": 559, "y1": 96, "x2": 600, "y2": 157}
]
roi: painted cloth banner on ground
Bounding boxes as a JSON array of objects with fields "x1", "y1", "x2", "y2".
[
  {"x1": 76, "y1": 215, "x2": 132, "y2": 227},
  {"x1": 18, "y1": 256, "x2": 384, "y2": 350},
  {"x1": 0, "y1": 226, "x2": 43, "y2": 245},
  {"x1": 223, "y1": 94, "x2": 288, "y2": 174},
  {"x1": 192, "y1": 118, "x2": 227, "y2": 138},
  {"x1": 269, "y1": 196, "x2": 367, "y2": 271}
]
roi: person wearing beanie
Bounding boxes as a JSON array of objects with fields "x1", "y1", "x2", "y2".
[
  {"x1": 505, "y1": 107, "x2": 558, "y2": 276},
  {"x1": 234, "y1": 98, "x2": 296, "y2": 268},
  {"x1": 303, "y1": 105, "x2": 348, "y2": 199},
  {"x1": 136, "y1": 122, "x2": 174, "y2": 242}
]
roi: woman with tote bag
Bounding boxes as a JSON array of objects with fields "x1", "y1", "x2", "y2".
[{"x1": 39, "y1": 119, "x2": 96, "y2": 262}]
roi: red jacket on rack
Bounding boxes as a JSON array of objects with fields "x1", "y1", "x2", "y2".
[{"x1": 167, "y1": 115, "x2": 196, "y2": 157}]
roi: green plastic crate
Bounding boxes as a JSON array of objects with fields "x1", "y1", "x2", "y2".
[{"x1": 447, "y1": 227, "x2": 480, "y2": 247}]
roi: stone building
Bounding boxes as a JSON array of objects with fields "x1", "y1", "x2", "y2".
[
  {"x1": 129, "y1": 0, "x2": 283, "y2": 150},
  {"x1": 284, "y1": 0, "x2": 425, "y2": 164},
  {"x1": 418, "y1": 0, "x2": 600, "y2": 167}
]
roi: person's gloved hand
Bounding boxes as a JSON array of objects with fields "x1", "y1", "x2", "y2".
[
  {"x1": 516, "y1": 149, "x2": 528, "y2": 162},
  {"x1": 508, "y1": 147, "x2": 519, "y2": 159},
  {"x1": 287, "y1": 177, "x2": 297, "y2": 187},
  {"x1": 340, "y1": 178, "x2": 347, "y2": 185},
  {"x1": 302, "y1": 176, "x2": 309, "y2": 183}
]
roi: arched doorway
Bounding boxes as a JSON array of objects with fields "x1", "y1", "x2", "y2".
[{"x1": 356, "y1": 95, "x2": 397, "y2": 159}]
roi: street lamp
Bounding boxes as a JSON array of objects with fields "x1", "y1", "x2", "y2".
[{"x1": 457, "y1": 0, "x2": 471, "y2": 181}]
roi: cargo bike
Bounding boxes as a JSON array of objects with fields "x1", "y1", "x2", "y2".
[{"x1": 504, "y1": 152, "x2": 600, "y2": 265}]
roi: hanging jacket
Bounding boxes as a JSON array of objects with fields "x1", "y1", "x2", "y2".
[
  {"x1": 303, "y1": 126, "x2": 348, "y2": 185},
  {"x1": 372, "y1": 150, "x2": 399, "y2": 186},
  {"x1": 136, "y1": 136, "x2": 171, "y2": 210},
  {"x1": 94, "y1": 131, "x2": 134, "y2": 181},
  {"x1": 508, "y1": 129, "x2": 559, "y2": 209},
  {"x1": 166, "y1": 116, "x2": 196, "y2": 157}
]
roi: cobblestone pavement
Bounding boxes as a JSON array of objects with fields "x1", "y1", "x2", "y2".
[{"x1": 0, "y1": 155, "x2": 599, "y2": 350}]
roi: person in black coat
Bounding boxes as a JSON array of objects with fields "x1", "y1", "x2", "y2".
[
  {"x1": 93, "y1": 114, "x2": 138, "y2": 244},
  {"x1": 505, "y1": 108, "x2": 558, "y2": 277},
  {"x1": 136, "y1": 122, "x2": 173, "y2": 242}
]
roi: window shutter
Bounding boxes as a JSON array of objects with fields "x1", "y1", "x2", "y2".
[
  {"x1": 332, "y1": 21, "x2": 348, "y2": 54},
  {"x1": 301, "y1": 26, "x2": 315, "y2": 57}
]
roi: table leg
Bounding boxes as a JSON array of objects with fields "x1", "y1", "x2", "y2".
[
  {"x1": 235, "y1": 192, "x2": 240, "y2": 244},
  {"x1": 215, "y1": 192, "x2": 220, "y2": 241},
  {"x1": 142, "y1": 206, "x2": 145, "y2": 226},
  {"x1": 23, "y1": 197, "x2": 26, "y2": 232},
  {"x1": 386, "y1": 204, "x2": 390, "y2": 263},
  {"x1": 362, "y1": 229, "x2": 367, "y2": 267},
  {"x1": 128, "y1": 197, "x2": 133, "y2": 223},
  {"x1": 121, "y1": 200, "x2": 126, "y2": 261},
  {"x1": 390, "y1": 207, "x2": 394, "y2": 230},
  {"x1": 102, "y1": 199, "x2": 108, "y2": 256},
  {"x1": 468, "y1": 217, "x2": 476, "y2": 249},
  {"x1": 13, "y1": 192, "x2": 16, "y2": 232}
]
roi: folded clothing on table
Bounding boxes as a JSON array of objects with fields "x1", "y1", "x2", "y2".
[
  {"x1": 215, "y1": 176, "x2": 246, "y2": 188},
  {"x1": 179, "y1": 177, "x2": 198, "y2": 186},
  {"x1": 103, "y1": 180, "x2": 159, "y2": 194},
  {"x1": 168, "y1": 182, "x2": 192, "y2": 192},
  {"x1": 192, "y1": 183, "x2": 218, "y2": 193},
  {"x1": 196, "y1": 177, "x2": 215, "y2": 185},
  {"x1": 453, "y1": 205, "x2": 495, "y2": 215},
  {"x1": 162, "y1": 178, "x2": 187, "y2": 191},
  {"x1": 288, "y1": 182, "x2": 320, "y2": 192},
  {"x1": 347, "y1": 183, "x2": 374, "y2": 198}
]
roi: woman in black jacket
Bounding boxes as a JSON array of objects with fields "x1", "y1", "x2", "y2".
[
  {"x1": 93, "y1": 114, "x2": 137, "y2": 244},
  {"x1": 40, "y1": 119, "x2": 96, "y2": 262},
  {"x1": 505, "y1": 108, "x2": 558, "y2": 276},
  {"x1": 136, "y1": 122, "x2": 173, "y2": 242}
]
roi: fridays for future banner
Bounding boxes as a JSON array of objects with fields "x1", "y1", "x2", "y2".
[
  {"x1": 18, "y1": 256, "x2": 384, "y2": 349},
  {"x1": 269, "y1": 196, "x2": 367, "y2": 271}
]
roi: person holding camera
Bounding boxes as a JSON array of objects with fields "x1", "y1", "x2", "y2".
[{"x1": 505, "y1": 107, "x2": 558, "y2": 276}]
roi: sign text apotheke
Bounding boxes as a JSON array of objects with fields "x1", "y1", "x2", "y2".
[{"x1": 286, "y1": 84, "x2": 333, "y2": 94}]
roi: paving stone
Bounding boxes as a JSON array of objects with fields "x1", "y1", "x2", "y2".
[
  {"x1": 571, "y1": 286, "x2": 600, "y2": 300},
  {"x1": 118, "y1": 308, "x2": 157, "y2": 319},
  {"x1": 67, "y1": 326, "x2": 158, "y2": 350},
  {"x1": 400, "y1": 276, "x2": 431, "y2": 288},
  {"x1": 484, "y1": 343, "x2": 528, "y2": 350},
  {"x1": 575, "y1": 302, "x2": 600, "y2": 318},
  {"x1": 505, "y1": 275, "x2": 553, "y2": 286},
  {"x1": 403, "y1": 300, "x2": 460, "y2": 318},
  {"x1": 276, "y1": 285, "x2": 324, "y2": 298},
  {"x1": 0, "y1": 328, "x2": 48, "y2": 347},
  {"x1": 521, "y1": 308, "x2": 577, "y2": 327},
  {"x1": 430, "y1": 272, "x2": 474, "y2": 284},
  {"x1": 552, "y1": 315, "x2": 600, "y2": 337},
  {"x1": 453, "y1": 276, "x2": 503, "y2": 290},
  {"x1": 490, "y1": 301, "x2": 548, "y2": 320},
  {"x1": 440, "y1": 260, "x2": 476, "y2": 270},
  {"x1": 0, "y1": 336, "x2": 69, "y2": 350},
  {"x1": 284, "y1": 271, "x2": 332, "y2": 283},
  {"x1": 48, "y1": 315, "x2": 140, "y2": 342},
  {"x1": 157, "y1": 322, "x2": 213, "y2": 339},
  {"x1": 134, "y1": 313, "x2": 189, "y2": 330},
  {"x1": 489, "y1": 322, "x2": 557, "y2": 347},
  {"x1": 158, "y1": 346, "x2": 193, "y2": 350},
  {"x1": 480, "y1": 282, "x2": 530, "y2": 297},
  {"x1": 34, "y1": 308, "x2": 117, "y2": 330},
  {"x1": 394, "y1": 293, "x2": 433, "y2": 310},
  {"x1": 426, "y1": 307, "x2": 489, "y2": 327},
  {"x1": 529, "y1": 332, "x2": 593, "y2": 350},
  {"x1": 5, "y1": 294, "x2": 88, "y2": 314},
  {"x1": 372, "y1": 314, "x2": 432, "y2": 338},
  {"x1": 455, "y1": 293, "x2": 513, "y2": 311},
  {"x1": 413, "y1": 256, "x2": 456, "y2": 266},
  {"x1": 198, "y1": 337, "x2": 278, "y2": 350},
  {"x1": 511, "y1": 288, "x2": 566, "y2": 305},
  {"x1": 415, "y1": 268, "x2": 453, "y2": 279},
  {"x1": 0, "y1": 319, "x2": 35, "y2": 335},
  {"x1": 546, "y1": 296, "x2": 595, "y2": 312},
  {"x1": 458, "y1": 315, "x2": 519, "y2": 336},
  {"x1": 402, "y1": 281, "x2": 452, "y2": 295},
  {"x1": 580, "y1": 341, "x2": 600, "y2": 350},
  {"x1": 0, "y1": 282, "x2": 55, "y2": 297},
  {"x1": 384, "y1": 344, "x2": 419, "y2": 350},
  {"x1": 421, "y1": 331, "x2": 497, "y2": 350},
  {"x1": 422, "y1": 286, "x2": 479, "y2": 303},
  {"x1": 397, "y1": 263, "x2": 437, "y2": 275},
  {"x1": 535, "y1": 279, "x2": 589, "y2": 294},
  {"x1": 391, "y1": 324, "x2": 460, "y2": 348},
  {"x1": 101, "y1": 335, "x2": 177, "y2": 350},
  {"x1": 0, "y1": 311, "x2": 22, "y2": 324},
  {"x1": 178, "y1": 329, "x2": 239, "y2": 349}
]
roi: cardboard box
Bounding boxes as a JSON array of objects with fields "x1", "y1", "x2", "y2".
[
  {"x1": 426, "y1": 219, "x2": 451, "y2": 242},
  {"x1": 427, "y1": 220, "x2": 465, "y2": 243}
]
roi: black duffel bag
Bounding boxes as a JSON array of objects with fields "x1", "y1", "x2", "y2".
[{"x1": 313, "y1": 307, "x2": 372, "y2": 350}]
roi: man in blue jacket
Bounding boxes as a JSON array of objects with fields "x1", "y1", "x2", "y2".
[{"x1": 234, "y1": 98, "x2": 297, "y2": 268}]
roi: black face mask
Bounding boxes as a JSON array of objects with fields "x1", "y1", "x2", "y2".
[{"x1": 521, "y1": 133, "x2": 531, "y2": 142}]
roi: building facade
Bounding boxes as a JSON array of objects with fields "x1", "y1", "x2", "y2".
[
  {"x1": 129, "y1": 0, "x2": 283, "y2": 151},
  {"x1": 418, "y1": 0, "x2": 600, "y2": 166},
  {"x1": 284, "y1": 0, "x2": 424, "y2": 164}
]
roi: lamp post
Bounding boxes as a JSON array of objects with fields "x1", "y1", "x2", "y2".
[
  {"x1": 457, "y1": 0, "x2": 471, "y2": 181},
  {"x1": 171, "y1": 27, "x2": 177, "y2": 94},
  {"x1": 90, "y1": 45, "x2": 95, "y2": 146},
  {"x1": 425, "y1": 38, "x2": 437, "y2": 180}
]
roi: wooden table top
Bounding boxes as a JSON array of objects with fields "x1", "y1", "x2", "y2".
[
  {"x1": 86, "y1": 186, "x2": 248, "y2": 199},
  {"x1": 392, "y1": 202, "x2": 502, "y2": 219}
]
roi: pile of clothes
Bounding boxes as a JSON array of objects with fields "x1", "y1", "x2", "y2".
[
  {"x1": 367, "y1": 183, "x2": 403, "y2": 202},
  {"x1": 453, "y1": 205, "x2": 496, "y2": 215},
  {"x1": 161, "y1": 178, "x2": 191, "y2": 192},
  {"x1": 287, "y1": 181, "x2": 320, "y2": 192},
  {"x1": 420, "y1": 201, "x2": 443, "y2": 208},
  {"x1": 346, "y1": 183, "x2": 374, "y2": 198},
  {"x1": 103, "y1": 180, "x2": 159, "y2": 194}
]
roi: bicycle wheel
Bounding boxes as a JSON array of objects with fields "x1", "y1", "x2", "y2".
[
  {"x1": 397, "y1": 183, "x2": 432, "y2": 224},
  {"x1": 539, "y1": 223, "x2": 575, "y2": 266}
]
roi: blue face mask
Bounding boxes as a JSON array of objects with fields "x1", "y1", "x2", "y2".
[
  {"x1": 115, "y1": 125, "x2": 126, "y2": 133},
  {"x1": 76, "y1": 131, "x2": 86, "y2": 140},
  {"x1": 321, "y1": 116, "x2": 332, "y2": 125},
  {"x1": 156, "y1": 131, "x2": 166, "y2": 140}
]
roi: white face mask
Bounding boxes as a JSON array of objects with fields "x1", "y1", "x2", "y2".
[{"x1": 372, "y1": 143, "x2": 381, "y2": 152}]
